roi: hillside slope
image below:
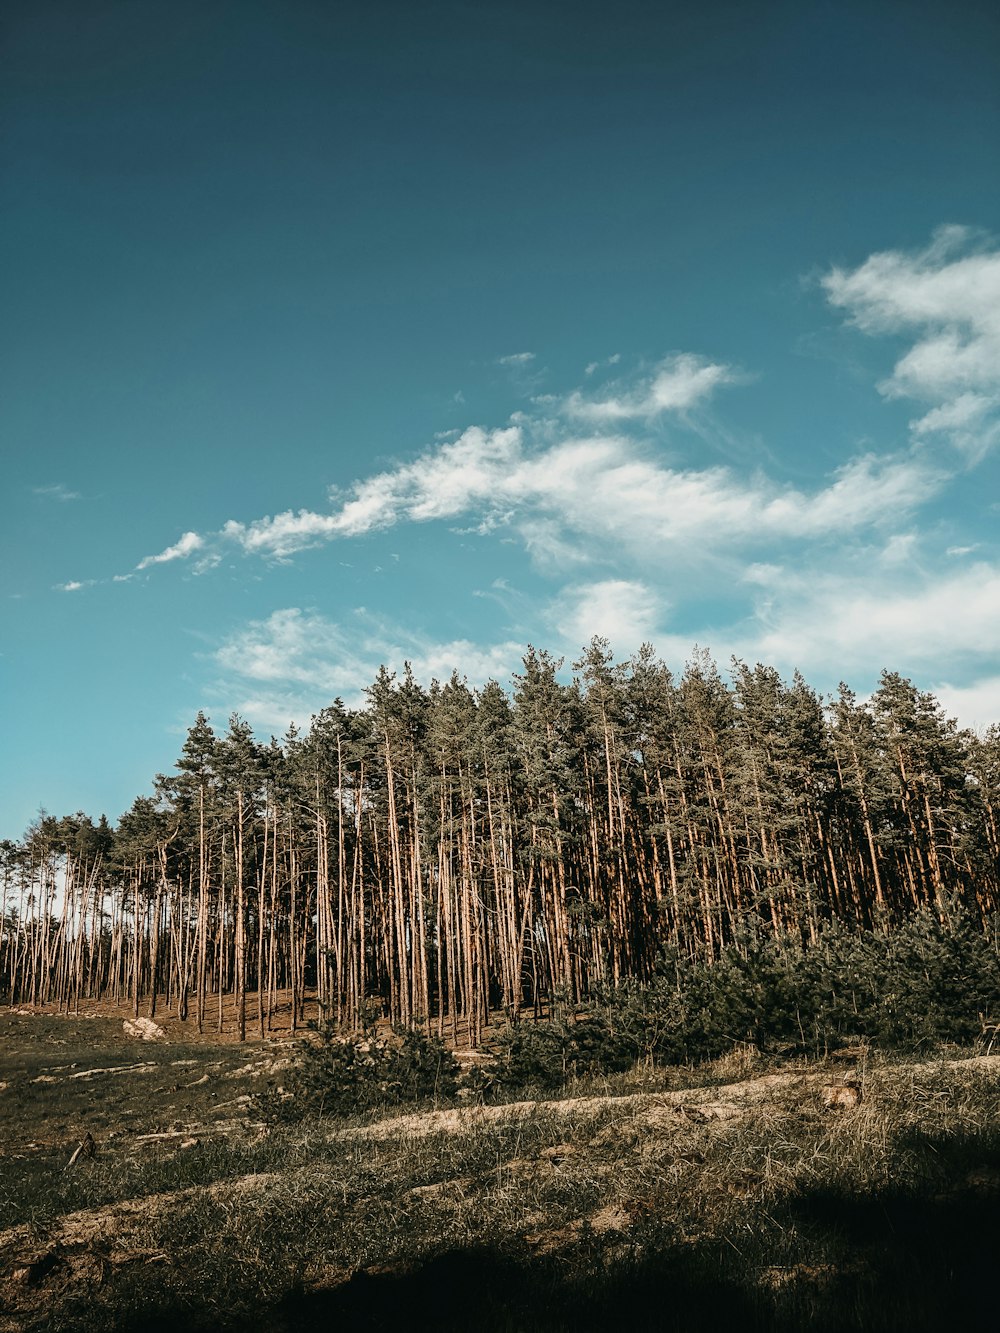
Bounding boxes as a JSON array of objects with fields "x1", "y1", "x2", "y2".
[{"x1": 2, "y1": 1016, "x2": 999, "y2": 1331}]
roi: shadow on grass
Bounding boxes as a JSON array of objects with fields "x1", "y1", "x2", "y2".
[
  {"x1": 273, "y1": 1181, "x2": 1000, "y2": 1333},
  {"x1": 778, "y1": 1180, "x2": 1000, "y2": 1332},
  {"x1": 264, "y1": 1245, "x2": 759, "y2": 1333},
  {"x1": 81, "y1": 1173, "x2": 1000, "y2": 1333}
]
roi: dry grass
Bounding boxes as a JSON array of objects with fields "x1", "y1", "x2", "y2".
[{"x1": 3, "y1": 1009, "x2": 1000, "y2": 1331}]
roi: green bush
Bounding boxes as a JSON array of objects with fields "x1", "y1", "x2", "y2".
[
  {"x1": 666, "y1": 908, "x2": 1000, "y2": 1058},
  {"x1": 491, "y1": 1012, "x2": 634, "y2": 1093},
  {"x1": 861, "y1": 908, "x2": 1000, "y2": 1047},
  {"x1": 491, "y1": 908, "x2": 1000, "y2": 1095},
  {"x1": 259, "y1": 1024, "x2": 460, "y2": 1121},
  {"x1": 261, "y1": 910, "x2": 1000, "y2": 1110}
]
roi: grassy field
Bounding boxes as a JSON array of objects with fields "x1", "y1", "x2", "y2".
[{"x1": 2, "y1": 1009, "x2": 1000, "y2": 1331}]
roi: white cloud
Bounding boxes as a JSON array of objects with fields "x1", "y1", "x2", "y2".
[
  {"x1": 498, "y1": 351, "x2": 536, "y2": 365},
  {"x1": 878, "y1": 532, "x2": 919, "y2": 566},
  {"x1": 34, "y1": 483, "x2": 80, "y2": 502},
  {"x1": 222, "y1": 427, "x2": 523, "y2": 558},
  {"x1": 136, "y1": 530, "x2": 204, "y2": 570},
  {"x1": 743, "y1": 561, "x2": 1000, "y2": 679},
  {"x1": 114, "y1": 329, "x2": 952, "y2": 580},
  {"x1": 552, "y1": 580, "x2": 663, "y2": 654},
  {"x1": 215, "y1": 422, "x2": 939, "y2": 570},
  {"x1": 562, "y1": 353, "x2": 737, "y2": 422},
  {"x1": 517, "y1": 517, "x2": 594, "y2": 569},
  {"x1": 212, "y1": 563, "x2": 1000, "y2": 736},
  {"x1": 742, "y1": 562, "x2": 784, "y2": 586},
  {"x1": 241, "y1": 429, "x2": 933, "y2": 565},
  {"x1": 930, "y1": 676, "x2": 1000, "y2": 732},
  {"x1": 214, "y1": 608, "x2": 524, "y2": 728},
  {"x1": 216, "y1": 609, "x2": 366, "y2": 690},
  {"x1": 824, "y1": 227, "x2": 1000, "y2": 459},
  {"x1": 519, "y1": 442, "x2": 937, "y2": 565},
  {"x1": 56, "y1": 580, "x2": 85, "y2": 592},
  {"x1": 584, "y1": 353, "x2": 621, "y2": 377},
  {"x1": 545, "y1": 559, "x2": 1000, "y2": 729},
  {"x1": 911, "y1": 392, "x2": 1000, "y2": 460},
  {"x1": 222, "y1": 510, "x2": 343, "y2": 559}
]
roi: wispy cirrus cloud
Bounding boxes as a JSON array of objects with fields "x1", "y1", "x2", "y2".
[
  {"x1": 584, "y1": 353, "x2": 621, "y2": 376},
  {"x1": 86, "y1": 319, "x2": 959, "y2": 581},
  {"x1": 221, "y1": 426, "x2": 522, "y2": 557},
  {"x1": 824, "y1": 226, "x2": 1000, "y2": 459},
  {"x1": 218, "y1": 427, "x2": 940, "y2": 567},
  {"x1": 213, "y1": 606, "x2": 524, "y2": 728},
  {"x1": 135, "y1": 530, "x2": 205, "y2": 570},
  {"x1": 34, "y1": 483, "x2": 80, "y2": 502},
  {"x1": 561, "y1": 352, "x2": 738, "y2": 423}
]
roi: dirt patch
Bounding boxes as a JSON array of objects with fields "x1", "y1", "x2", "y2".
[
  {"x1": 3, "y1": 993, "x2": 317, "y2": 1045},
  {"x1": 334, "y1": 1068, "x2": 834, "y2": 1145},
  {"x1": 525, "y1": 1202, "x2": 631, "y2": 1254}
]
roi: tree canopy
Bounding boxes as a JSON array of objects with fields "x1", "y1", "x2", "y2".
[{"x1": 2, "y1": 644, "x2": 998, "y2": 1039}]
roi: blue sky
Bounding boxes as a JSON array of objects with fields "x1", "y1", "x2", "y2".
[{"x1": 3, "y1": 0, "x2": 1000, "y2": 837}]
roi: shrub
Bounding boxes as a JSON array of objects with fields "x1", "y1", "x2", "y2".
[
  {"x1": 492, "y1": 1012, "x2": 634, "y2": 1093},
  {"x1": 862, "y1": 907, "x2": 1000, "y2": 1047},
  {"x1": 492, "y1": 907, "x2": 1000, "y2": 1095},
  {"x1": 259, "y1": 1024, "x2": 460, "y2": 1121}
]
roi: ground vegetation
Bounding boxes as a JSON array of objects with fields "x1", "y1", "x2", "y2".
[{"x1": 2, "y1": 1011, "x2": 999, "y2": 1331}]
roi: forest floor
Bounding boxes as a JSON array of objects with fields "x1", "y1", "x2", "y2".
[{"x1": 2, "y1": 1008, "x2": 1000, "y2": 1331}]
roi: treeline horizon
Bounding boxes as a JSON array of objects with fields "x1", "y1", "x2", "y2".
[{"x1": 2, "y1": 641, "x2": 999, "y2": 1041}]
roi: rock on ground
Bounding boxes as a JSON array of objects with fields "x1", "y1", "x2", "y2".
[{"x1": 122, "y1": 1017, "x2": 166, "y2": 1042}]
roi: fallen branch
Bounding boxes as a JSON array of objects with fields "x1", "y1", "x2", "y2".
[{"x1": 65, "y1": 1135, "x2": 95, "y2": 1171}]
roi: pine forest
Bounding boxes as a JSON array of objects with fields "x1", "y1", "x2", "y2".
[{"x1": 3, "y1": 642, "x2": 999, "y2": 1042}]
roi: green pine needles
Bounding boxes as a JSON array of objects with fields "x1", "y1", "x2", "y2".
[
  {"x1": 261, "y1": 1021, "x2": 460, "y2": 1120},
  {"x1": 261, "y1": 906, "x2": 1000, "y2": 1117}
]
